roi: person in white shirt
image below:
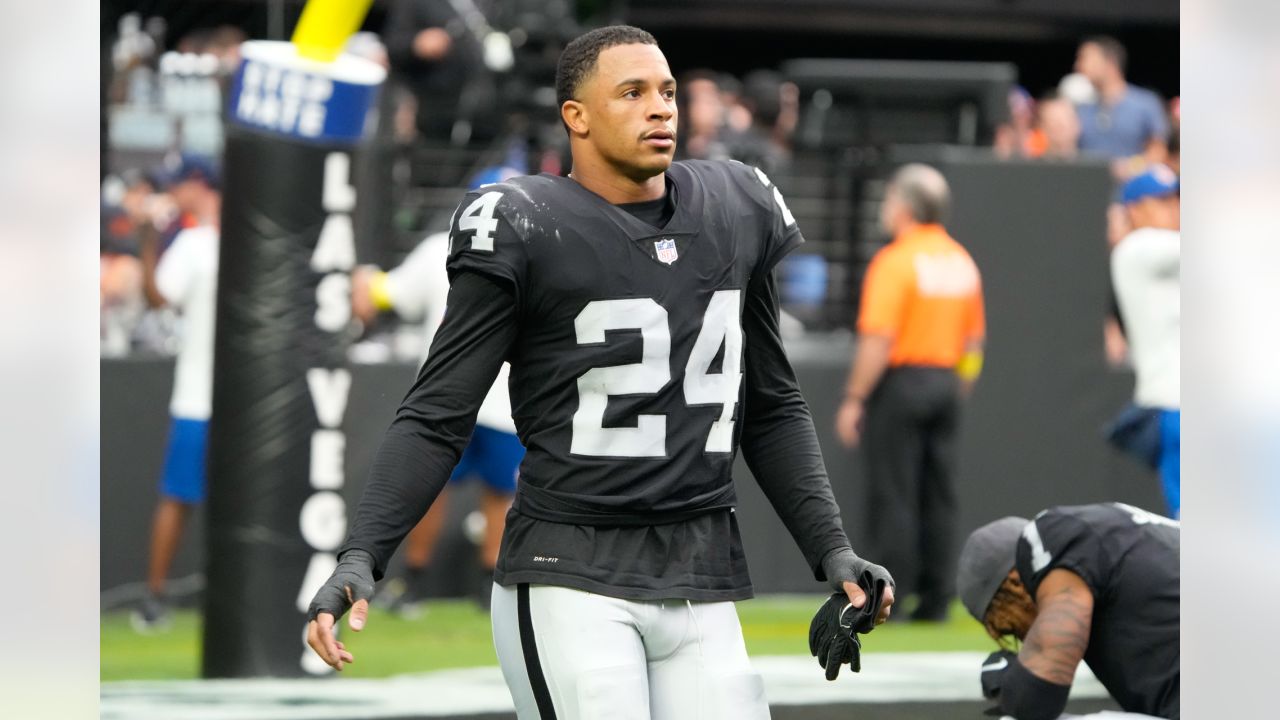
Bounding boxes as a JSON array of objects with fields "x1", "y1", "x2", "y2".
[
  {"x1": 351, "y1": 172, "x2": 524, "y2": 610},
  {"x1": 134, "y1": 155, "x2": 221, "y2": 631},
  {"x1": 1110, "y1": 165, "x2": 1179, "y2": 517}
]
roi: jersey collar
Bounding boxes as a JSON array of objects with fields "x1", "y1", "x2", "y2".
[{"x1": 557, "y1": 162, "x2": 705, "y2": 242}]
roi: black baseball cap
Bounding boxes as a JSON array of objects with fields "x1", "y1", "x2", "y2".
[{"x1": 956, "y1": 516, "x2": 1028, "y2": 622}]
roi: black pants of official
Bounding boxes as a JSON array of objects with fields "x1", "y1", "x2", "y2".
[{"x1": 864, "y1": 366, "x2": 961, "y2": 617}]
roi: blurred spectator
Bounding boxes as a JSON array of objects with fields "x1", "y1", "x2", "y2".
[
  {"x1": 383, "y1": 0, "x2": 502, "y2": 145},
  {"x1": 836, "y1": 164, "x2": 986, "y2": 622},
  {"x1": 133, "y1": 154, "x2": 221, "y2": 632},
  {"x1": 1102, "y1": 121, "x2": 1177, "y2": 369},
  {"x1": 993, "y1": 86, "x2": 1045, "y2": 159},
  {"x1": 1108, "y1": 166, "x2": 1181, "y2": 518},
  {"x1": 676, "y1": 69, "x2": 730, "y2": 161},
  {"x1": 101, "y1": 169, "x2": 159, "y2": 257},
  {"x1": 1073, "y1": 36, "x2": 1170, "y2": 177},
  {"x1": 100, "y1": 170, "x2": 159, "y2": 355},
  {"x1": 717, "y1": 72, "x2": 753, "y2": 135},
  {"x1": 175, "y1": 25, "x2": 245, "y2": 74},
  {"x1": 1036, "y1": 92, "x2": 1082, "y2": 160},
  {"x1": 100, "y1": 252, "x2": 144, "y2": 357},
  {"x1": 108, "y1": 12, "x2": 159, "y2": 106},
  {"x1": 729, "y1": 69, "x2": 796, "y2": 175}
]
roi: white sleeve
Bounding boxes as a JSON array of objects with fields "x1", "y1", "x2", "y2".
[
  {"x1": 155, "y1": 231, "x2": 193, "y2": 308},
  {"x1": 385, "y1": 232, "x2": 451, "y2": 327},
  {"x1": 1113, "y1": 230, "x2": 1180, "y2": 286},
  {"x1": 1146, "y1": 234, "x2": 1180, "y2": 278}
]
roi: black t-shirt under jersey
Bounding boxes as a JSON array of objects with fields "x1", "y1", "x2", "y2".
[
  {"x1": 1016, "y1": 503, "x2": 1180, "y2": 718},
  {"x1": 342, "y1": 160, "x2": 851, "y2": 601}
]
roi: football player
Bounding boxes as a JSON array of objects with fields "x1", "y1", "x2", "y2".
[
  {"x1": 308, "y1": 25, "x2": 893, "y2": 718},
  {"x1": 957, "y1": 503, "x2": 1179, "y2": 719}
]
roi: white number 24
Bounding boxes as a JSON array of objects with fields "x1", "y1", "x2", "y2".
[{"x1": 571, "y1": 291, "x2": 743, "y2": 458}]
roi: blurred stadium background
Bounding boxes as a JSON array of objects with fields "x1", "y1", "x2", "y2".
[{"x1": 100, "y1": 0, "x2": 1177, "y2": 718}]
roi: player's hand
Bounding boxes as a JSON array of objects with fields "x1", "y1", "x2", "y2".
[
  {"x1": 980, "y1": 649, "x2": 1017, "y2": 699},
  {"x1": 835, "y1": 398, "x2": 865, "y2": 448},
  {"x1": 305, "y1": 549, "x2": 376, "y2": 671},
  {"x1": 821, "y1": 547, "x2": 895, "y2": 628}
]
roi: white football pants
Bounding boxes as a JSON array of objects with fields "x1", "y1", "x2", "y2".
[{"x1": 491, "y1": 583, "x2": 770, "y2": 720}]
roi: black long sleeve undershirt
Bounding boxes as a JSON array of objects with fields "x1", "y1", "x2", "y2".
[
  {"x1": 740, "y1": 272, "x2": 851, "y2": 579},
  {"x1": 341, "y1": 271, "x2": 518, "y2": 579}
]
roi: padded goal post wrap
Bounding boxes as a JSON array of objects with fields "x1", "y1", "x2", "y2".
[{"x1": 202, "y1": 39, "x2": 383, "y2": 678}]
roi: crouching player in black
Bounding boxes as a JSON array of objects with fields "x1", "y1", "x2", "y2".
[{"x1": 956, "y1": 503, "x2": 1179, "y2": 719}]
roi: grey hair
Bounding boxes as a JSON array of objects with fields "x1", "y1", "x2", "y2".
[{"x1": 889, "y1": 163, "x2": 951, "y2": 224}]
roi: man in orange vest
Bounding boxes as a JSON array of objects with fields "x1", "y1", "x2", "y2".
[{"x1": 836, "y1": 163, "x2": 985, "y2": 622}]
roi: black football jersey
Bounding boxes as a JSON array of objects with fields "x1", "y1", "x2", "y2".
[
  {"x1": 1016, "y1": 503, "x2": 1180, "y2": 718},
  {"x1": 341, "y1": 158, "x2": 848, "y2": 601},
  {"x1": 445, "y1": 160, "x2": 801, "y2": 521}
]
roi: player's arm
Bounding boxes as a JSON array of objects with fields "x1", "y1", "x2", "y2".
[
  {"x1": 140, "y1": 222, "x2": 166, "y2": 308},
  {"x1": 995, "y1": 568, "x2": 1093, "y2": 720},
  {"x1": 1021, "y1": 568, "x2": 1093, "y2": 684},
  {"x1": 837, "y1": 251, "x2": 907, "y2": 448},
  {"x1": 306, "y1": 271, "x2": 517, "y2": 670},
  {"x1": 836, "y1": 333, "x2": 892, "y2": 447},
  {"x1": 341, "y1": 271, "x2": 517, "y2": 574},
  {"x1": 739, "y1": 270, "x2": 893, "y2": 621},
  {"x1": 308, "y1": 187, "x2": 526, "y2": 670}
]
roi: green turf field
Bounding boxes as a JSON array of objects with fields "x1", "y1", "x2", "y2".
[{"x1": 101, "y1": 596, "x2": 993, "y2": 681}]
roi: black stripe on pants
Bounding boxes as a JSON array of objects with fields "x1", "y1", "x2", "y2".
[{"x1": 517, "y1": 583, "x2": 557, "y2": 719}]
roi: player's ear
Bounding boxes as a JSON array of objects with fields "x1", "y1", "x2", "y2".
[{"x1": 562, "y1": 100, "x2": 589, "y2": 137}]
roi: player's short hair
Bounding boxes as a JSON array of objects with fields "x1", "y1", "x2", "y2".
[
  {"x1": 890, "y1": 163, "x2": 950, "y2": 225},
  {"x1": 1083, "y1": 35, "x2": 1127, "y2": 74},
  {"x1": 555, "y1": 25, "x2": 658, "y2": 117}
]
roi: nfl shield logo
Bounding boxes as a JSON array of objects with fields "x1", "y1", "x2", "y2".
[{"x1": 655, "y1": 238, "x2": 678, "y2": 265}]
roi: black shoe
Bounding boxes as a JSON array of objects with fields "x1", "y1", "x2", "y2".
[{"x1": 130, "y1": 594, "x2": 172, "y2": 634}]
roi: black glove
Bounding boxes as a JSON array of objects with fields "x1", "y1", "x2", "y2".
[
  {"x1": 980, "y1": 649, "x2": 1017, "y2": 699},
  {"x1": 809, "y1": 591, "x2": 865, "y2": 680},
  {"x1": 820, "y1": 547, "x2": 895, "y2": 632},
  {"x1": 306, "y1": 549, "x2": 376, "y2": 623}
]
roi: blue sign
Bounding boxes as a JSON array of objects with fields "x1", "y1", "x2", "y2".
[{"x1": 227, "y1": 42, "x2": 382, "y2": 145}]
